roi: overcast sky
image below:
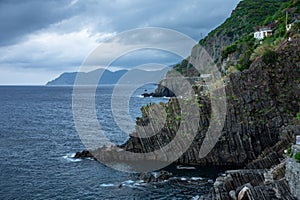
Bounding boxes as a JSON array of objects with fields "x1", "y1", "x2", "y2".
[{"x1": 0, "y1": 0, "x2": 240, "y2": 85}]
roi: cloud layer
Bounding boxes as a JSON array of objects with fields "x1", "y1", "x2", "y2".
[{"x1": 0, "y1": 0, "x2": 240, "y2": 84}]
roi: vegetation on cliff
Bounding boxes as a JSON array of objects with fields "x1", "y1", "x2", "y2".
[{"x1": 172, "y1": 0, "x2": 299, "y2": 75}]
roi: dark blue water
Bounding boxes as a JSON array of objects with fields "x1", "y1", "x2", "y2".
[{"x1": 0, "y1": 86, "x2": 215, "y2": 199}]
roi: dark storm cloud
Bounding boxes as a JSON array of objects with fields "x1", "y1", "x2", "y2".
[
  {"x1": 0, "y1": 0, "x2": 78, "y2": 46},
  {"x1": 0, "y1": 0, "x2": 239, "y2": 47},
  {"x1": 66, "y1": 0, "x2": 239, "y2": 41}
]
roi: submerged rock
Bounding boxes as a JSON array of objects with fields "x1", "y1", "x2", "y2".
[
  {"x1": 139, "y1": 170, "x2": 173, "y2": 183},
  {"x1": 74, "y1": 150, "x2": 93, "y2": 158}
]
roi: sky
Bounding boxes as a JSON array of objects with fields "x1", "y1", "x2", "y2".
[{"x1": 0, "y1": 0, "x2": 240, "y2": 85}]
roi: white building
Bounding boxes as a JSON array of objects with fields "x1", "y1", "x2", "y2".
[
  {"x1": 254, "y1": 28, "x2": 272, "y2": 40},
  {"x1": 297, "y1": 135, "x2": 300, "y2": 145}
]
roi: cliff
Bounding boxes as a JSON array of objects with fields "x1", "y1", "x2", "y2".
[
  {"x1": 75, "y1": 0, "x2": 300, "y2": 169},
  {"x1": 74, "y1": 1, "x2": 300, "y2": 197},
  {"x1": 286, "y1": 145, "x2": 300, "y2": 198},
  {"x1": 150, "y1": 0, "x2": 299, "y2": 97},
  {"x1": 199, "y1": 144, "x2": 300, "y2": 199},
  {"x1": 120, "y1": 36, "x2": 300, "y2": 167}
]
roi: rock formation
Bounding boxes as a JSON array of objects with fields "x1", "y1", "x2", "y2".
[
  {"x1": 120, "y1": 37, "x2": 300, "y2": 168},
  {"x1": 285, "y1": 145, "x2": 300, "y2": 198}
]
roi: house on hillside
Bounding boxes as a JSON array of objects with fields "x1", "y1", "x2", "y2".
[{"x1": 254, "y1": 27, "x2": 272, "y2": 40}]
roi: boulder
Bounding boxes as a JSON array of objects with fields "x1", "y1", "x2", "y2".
[
  {"x1": 237, "y1": 186, "x2": 251, "y2": 200},
  {"x1": 139, "y1": 170, "x2": 173, "y2": 183}
]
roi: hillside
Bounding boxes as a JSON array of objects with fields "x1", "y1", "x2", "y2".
[
  {"x1": 152, "y1": 0, "x2": 299, "y2": 97},
  {"x1": 172, "y1": 0, "x2": 298, "y2": 75},
  {"x1": 46, "y1": 69, "x2": 127, "y2": 85},
  {"x1": 46, "y1": 68, "x2": 169, "y2": 85}
]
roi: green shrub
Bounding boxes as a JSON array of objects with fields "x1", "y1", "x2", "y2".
[
  {"x1": 222, "y1": 44, "x2": 237, "y2": 59},
  {"x1": 250, "y1": 44, "x2": 276, "y2": 61},
  {"x1": 262, "y1": 49, "x2": 277, "y2": 64},
  {"x1": 294, "y1": 112, "x2": 300, "y2": 125},
  {"x1": 287, "y1": 147, "x2": 293, "y2": 157},
  {"x1": 296, "y1": 112, "x2": 300, "y2": 120},
  {"x1": 295, "y1": 152, "x2": 300, "y2": 163}
]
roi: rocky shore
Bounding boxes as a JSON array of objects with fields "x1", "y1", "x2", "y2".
[
  {"x1": 75, "y1": 37, "x2": 300, "y2": 199},
  {"x1": 119, "y1": 37, "x2": 300, "y2": 167},
  {"x1": 75, "y1": 0, "x2": 300, "y2": 197},
  {"x1": 200, "y1": 145, "x2": 300, "y2": 199}
]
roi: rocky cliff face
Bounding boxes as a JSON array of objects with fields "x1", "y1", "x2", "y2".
[
  {"x1": 199, "y1": 167, "x2": 298, "y2": 200},
  {"x1": 200, "y1": 143, "x2": 300, "y2": 199},
  {"x1": 286, "y1": 145, "x2": 300, "y2": 198},
  {"x1": 119, "y1": 36, "x2": 300, "y2": 168}
]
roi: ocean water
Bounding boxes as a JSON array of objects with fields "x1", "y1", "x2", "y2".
[{"x1": 0, "y1": 86, "x2": 217, "y2": 199}]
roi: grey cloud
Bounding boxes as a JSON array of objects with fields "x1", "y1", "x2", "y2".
[
  {"x1": 0, "y1": 0, "x2": 240, "y2": 77},
  {"x1": 111, "y1": 49, "x2": 182, "y2": 68},
  {"x1": 0, "y1": 0, "x2": 239, "y2": 47},
  {"x1": 48, "y1": 0, "x2": 240, "y2": 41},
  {"x1": 0, "y1": 0, "x2": 78, "y2": 46}
]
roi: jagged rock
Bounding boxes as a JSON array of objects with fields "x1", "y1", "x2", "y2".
[
  {"x1": 141, "y1": 92, "x2": 153, "y2": 97},
  {"x1": 285, "y1": 145, "x2": 300, "y2": 198},
  {"x1": 236, "y1": 183, "x2": 253, "y2": 196},
  {"x1": 237, "y1": 186, "x2": 251, "y2": 200},
  {"x1": 119, "y1": 38, "x2": 300, "y2": 168},
  {"x1": 139, "y1": 172, "x2": 156, "y2": 183},
  {"x1": 74, "y1": 150, "x2": 93, "y2": 158},
  {"x1": 271, "y1": 160, "x2": 286, "y2": 181},
  {"x1": 229, "y1": 190, "x2": 237, "y2": 200},
  {"x1": 139, "y1": 170, "x2": 173, "y2": 183},
  {"x1": 201, "y1": 167, "x2": 298, "y2": 200}
]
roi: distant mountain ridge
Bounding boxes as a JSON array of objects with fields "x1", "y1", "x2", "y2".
[{"x1": 46, "y1": 68, "x2": 169, "y2": 85}]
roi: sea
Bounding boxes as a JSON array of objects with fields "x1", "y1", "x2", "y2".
[{"x1": 0, "y1": 85, "x2": 223, "y2": 199}]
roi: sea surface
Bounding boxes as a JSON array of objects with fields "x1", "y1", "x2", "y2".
[{"x1": 0, "y1": 85, "x2": 220, "y2": 200}]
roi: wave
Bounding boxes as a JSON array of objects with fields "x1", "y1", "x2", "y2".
[
  {"x1": 121, "y1": 180, "x2": 147, "y2": 188},
  {"x1": 100, "y1": 179, "x2": 147, "y2": 189},
  {"x1": 100, "y1": 175, "x2": 209, "y2": 190},
  {"x1": 100, "y1": 183, "x2": 115, "y2": 187},
  {"x1": 62, "y1": 153, "x2": 82, "y2": 162},
  {"x1": 191, "y1": 177, "x2": 205, "y2": 181}
]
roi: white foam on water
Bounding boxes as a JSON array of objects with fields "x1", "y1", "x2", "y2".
[
  {"x1": 191, "y1": 177, "x2": 204, "y2": 181},
  {"x1": 122, "y1": 180, "x2": 135, "y2": 185},
  {"x1": 151, "y1": 172, "x2": 159, "y2": 178},
  {"x1": 208, "y1": 179, "x2": 214, "y2": 184},
  {"x1": 100, "y1": 183, "x2": 115, "y2": 187},
  {"x1": 62, "y1": 153, "x2": 82, "y2": 162}
]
